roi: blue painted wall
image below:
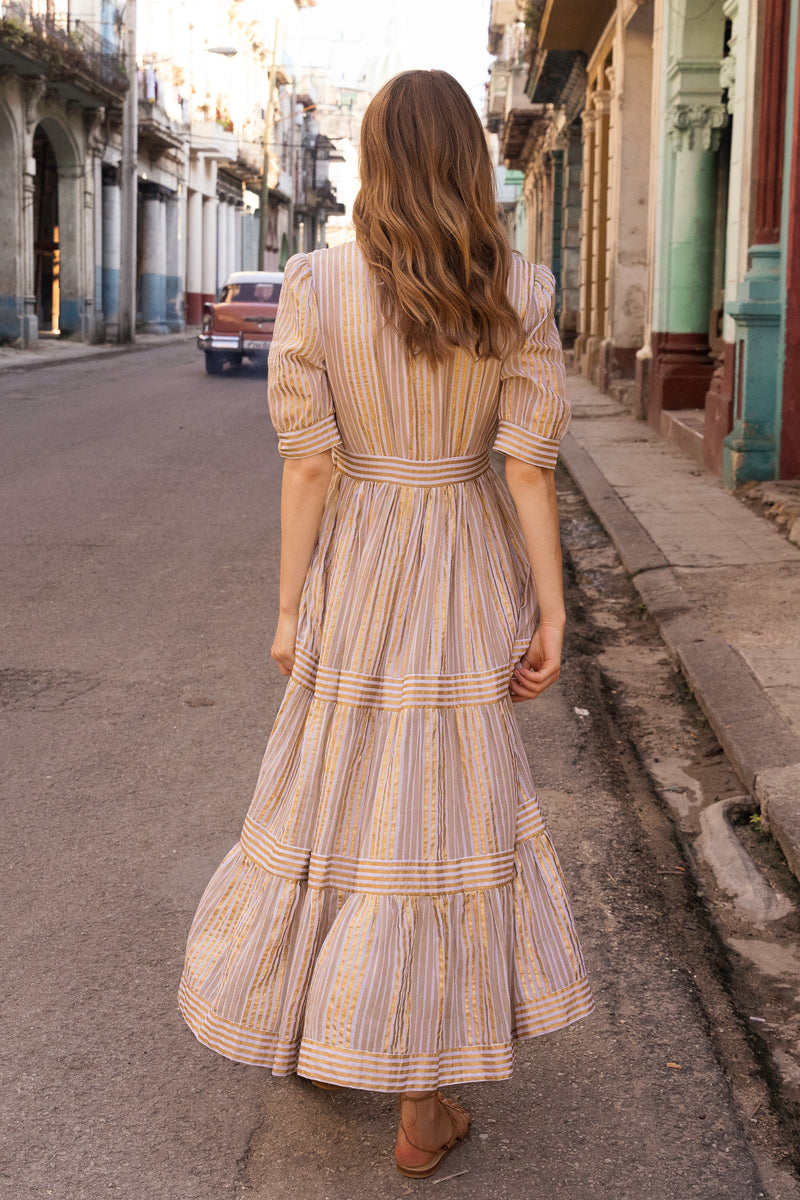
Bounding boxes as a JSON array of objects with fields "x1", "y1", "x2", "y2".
[
  {"x1": 103, "y1": 266, "x2": 120, "y2": 319},
  {"x1": 0, "y1": 295, "x2": 20, "y2": 341},
  {"x1": 139, "y1": 273, "x2": 167, "y2": 332},
  {"x1": 59, "y1": 299, "x2": 81, "y2": 337},
  {"x1": 165, "y1": 276, "x2": 184, "y2": 331}
]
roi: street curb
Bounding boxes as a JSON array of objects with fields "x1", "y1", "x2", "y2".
[
  {"x1": 560, "y1": 431, "x2": 800, "y2": 877},
  {"x1": 560, "y1": 434, "x2": 667, "y2": 574},
  {"x1": 696, "y1": 797, "x2": 794, "y2": 922},
  {"x1": 755, "y1": 765, "x2": 800, "y2": 885},
  {"x1": 0, "y1": 332, "x2": 196, "y2": 376},
  {"x1": 632, "y1": 567, "x2": 800, "y2": 789}
]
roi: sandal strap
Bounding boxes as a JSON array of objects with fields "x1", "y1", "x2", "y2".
[{"x1": 398, "y1": 1093, "x2": 461, "y2": 1154}]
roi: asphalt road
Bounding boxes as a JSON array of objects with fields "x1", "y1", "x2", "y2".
[{"x1": 1, "y1": 346, "x2": 797, "y2": 1200}]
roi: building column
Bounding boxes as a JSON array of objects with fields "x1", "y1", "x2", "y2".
[
  {"x1": 780, "y1": 0, "x2": 800, "y2": 477},
  {"x1": 228, "y1": 202, "x2": 237, "y2": 275},
  {"x1": 560, "y1": 121, "x2": 582, "y2": 348},
  {"x1": 82, "y1": 123, "x2": 102, "y2": 344},
  {"x1": 574, "y1": 106, "x2": 597, "y2": 365},
  {"x1": 649, "y1": 103, "x2": 727, "y2": 423},
  {"x1": 0, "y1": 124, "x2": 21, "y2": 341},
  {"x1": 550, "y1": 149, "x2": 564, "y2": 314},
  {"x1": 139, "y1": 181, "x2": 168, "y2": 334},
  {"x1": 234, "y1": 202, "x2": 243, "y2": 273},
  {"x1": 723, "y1": 0, "x2": 792, "y2": 483},
  {"x1": 17, "y1": 158, "x2": 37, "y2": 345},
  {"x1": 703, "y1": 0, "x2": 744, "y2": 474},
  {"x1": 165, "y1": 192, "x2": 184, "y2": 331},
  {"x1": 185, "y1": 188, "x2": 203, "y2": 324},
  {"x1": 101, "y1": 164, "x2": 121, "y2": 342},
  {"x1": 217, "y1": 198, "x2": 229, "y2": 291},
  {"x1": 202, "y1": 194, "x2": 217, "y2": 304},
  {"x1": 226, "y1": 200, "x2": 235, "y2": 277},
  {"x1": 599, "y1": 6, "x2": 654, "y2": 391},
  {"x1": 56, "y1": 163, "x2": 86, "y2": 337},
  {"x1": 585, "y1": 89, "x2": 611, "y2": 381},
  {"x1": 92, "y1": 153, "x2": 103, "y2": 341}
]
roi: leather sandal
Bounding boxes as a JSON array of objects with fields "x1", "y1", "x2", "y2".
[{"x1": 395, "y1": 1092, "x2": 470, "y2": 1178}]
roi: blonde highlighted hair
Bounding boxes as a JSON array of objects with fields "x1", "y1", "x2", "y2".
[{"x1": 353, "y1": 69, "x2": 524, "y2": 365}]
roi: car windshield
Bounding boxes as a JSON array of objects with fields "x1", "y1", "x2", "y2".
[{"x1": 220, "y1": 282, "x2": 282, "y2": 304}]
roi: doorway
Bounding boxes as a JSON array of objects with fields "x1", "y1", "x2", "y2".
[{"x1": 33, "y1": 124, "x2": 60, "y2": 335}]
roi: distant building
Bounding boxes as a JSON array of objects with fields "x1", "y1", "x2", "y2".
[{"x1": 0, "y1": 0, "x2": 345, "y2": 345}]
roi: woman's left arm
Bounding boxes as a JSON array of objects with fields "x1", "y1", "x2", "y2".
[{"x1": 271, "y1": 450, "x2": 334, "y2": 676}]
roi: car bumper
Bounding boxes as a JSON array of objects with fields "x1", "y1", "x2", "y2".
[{"x1": 197, "y1": 333, "x2": 272, "y2": 355}]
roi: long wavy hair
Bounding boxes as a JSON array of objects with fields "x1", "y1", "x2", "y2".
[{"x1": 353, "y1": 69, "x2": 524, "y2": 365}]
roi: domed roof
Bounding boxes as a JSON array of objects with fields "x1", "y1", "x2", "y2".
[{"x1": 359, "y1": 17, "x2": 419, "y2": 92}]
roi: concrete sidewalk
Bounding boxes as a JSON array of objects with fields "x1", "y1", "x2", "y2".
[
  {"x1": 561, "y1": 372, "x2": 800, "y2": 885},
  {"x1": 0, "y1": 329, "x2": 195, "y2": 375}
]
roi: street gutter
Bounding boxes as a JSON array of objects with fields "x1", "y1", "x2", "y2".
[{"x1": 560, "y1": 429, "x2": 800, "y2": 887}]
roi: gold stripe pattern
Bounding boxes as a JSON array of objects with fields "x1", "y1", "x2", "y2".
[
  {"x1": 179, "y1": 243, "x2": 591, "y2": 1092},
  {"x1": 334, "y1": 448, "x2": 491, "y2": 486}
]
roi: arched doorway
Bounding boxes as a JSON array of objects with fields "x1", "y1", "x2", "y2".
[
  {"x1": 31, "y1": 117, "x2": 84, "y2": 339},
  {"x1": 33, "y1": 124, "x2": 60, "y2": 335}
]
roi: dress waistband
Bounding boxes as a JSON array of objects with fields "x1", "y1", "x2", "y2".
[{"x1": 333, "y1": 448, "x2": 491, "y2": 487}]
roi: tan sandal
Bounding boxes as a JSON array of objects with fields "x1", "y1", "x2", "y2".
[{"x1": 395, "y1": 1093, "x2": 470, "y2": 1179}]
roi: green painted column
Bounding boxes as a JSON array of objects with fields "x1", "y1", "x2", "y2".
[
  {"x1": 722, "y1": 0, "x2": 794, "y2": 486},
  {"x1": 723, "y1": 248, "x2": 782, "y2": 485},
  {"x1": 665, "y1": 104, "x2": 727, "y2": 332}
]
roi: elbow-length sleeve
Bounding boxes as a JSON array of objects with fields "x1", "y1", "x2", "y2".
[
  {"x1": 492, "y1": 262, "x2": 570, "y2": 469},
  {"x1": 267, "y1": 252, "x2": 342, "y2": 458}
]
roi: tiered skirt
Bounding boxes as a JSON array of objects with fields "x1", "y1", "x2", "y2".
[{"x1": 179, "y1": 463, "x2": 593, "y2": 1090}]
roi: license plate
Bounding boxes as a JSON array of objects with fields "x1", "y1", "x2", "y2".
[{"x1": 243, "y1": 339, "x2": 269, "y2": 351}]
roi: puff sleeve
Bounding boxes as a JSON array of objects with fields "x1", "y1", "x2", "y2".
[
  {"x1": 267, "y1": 252, "x2": 343, "y2": 458},
  {"x1": 492, "y1": 262, "x2": 570, "y2": 469}
]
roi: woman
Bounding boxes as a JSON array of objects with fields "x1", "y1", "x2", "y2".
[{"x1": 179, "y1": 69, "x2": 592, "y2": 1179}]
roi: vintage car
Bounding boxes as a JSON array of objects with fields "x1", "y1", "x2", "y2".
[{"x1": 197, "y1": 270, "x2": 284, "y2": 375}]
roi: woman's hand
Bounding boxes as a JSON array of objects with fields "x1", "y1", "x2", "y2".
[
  {"x1": 271, "y1": 612, "x2": 298, "y2": 676},
  {"x1": 509, "y1": 621, "x2": 564, "y2": 703}
]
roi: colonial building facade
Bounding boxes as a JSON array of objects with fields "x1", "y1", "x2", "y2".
[
  {"x1": 487, "y1": 0, "x2": 800, "y2": 484},
  {"x1": 0, "y1": 0, "x2": 346, "y2": 346}
]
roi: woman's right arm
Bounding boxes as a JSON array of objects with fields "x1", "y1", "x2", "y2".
[{"x1": 504, "y1": 458, "x2": 565, "y2": 703}]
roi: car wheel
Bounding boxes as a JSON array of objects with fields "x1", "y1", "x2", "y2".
[{"x1": 205, "y1": 352, "x2": 225, "y2": 376}]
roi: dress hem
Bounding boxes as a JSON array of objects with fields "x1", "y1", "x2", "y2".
[{"x1": 178, "y1": 973, "x2": 593, "y2": 1091}]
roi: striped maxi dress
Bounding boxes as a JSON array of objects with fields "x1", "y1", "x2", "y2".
[{"x1": 178, "y1": 241, "x2": 593, "y2": 1091}]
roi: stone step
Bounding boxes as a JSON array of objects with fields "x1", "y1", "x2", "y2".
[{"x1": 660, "y1": 407, "x2": 705, "y2": 468}]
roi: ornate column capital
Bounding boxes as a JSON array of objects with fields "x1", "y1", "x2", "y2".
[
  {"x1": 23, "y1": 75, "x2": 46, "y2": 132},
  {"x1": 84, "y1": 106, "x2": 106, "y2": 153},
  {"x1": 580, "y1": 108, "x2": 598, "y2": 139},
  {"x1": 667, "y1": 103, "x2": 728, "y2": 151},
  {"x1": 719, "y1": 54, "x2": 736, "y2": 105},
  {"x1": 141, "y1": 180, "x2": 171, "y2": 202},
  {"x1": 592, "y1": 89, "x2": 612, "y2": 116}
]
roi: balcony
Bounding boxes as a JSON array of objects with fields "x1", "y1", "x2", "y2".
[
  {"x1": 488, "y1": 0, "x2": 524, "y2": 54},
  {"x1": 0, "y1": 0, "x2": 127, "y2": 104},
  {"x1": 189, "y1": 119, "x2": 238, "y2": 163},
  {"x1": 486, "y1": 62, "x2": 510, "y2": 131},
  {"x1": 538, "y1": 0, "x2": 616, "y2": 54},
  {"x1": 137, "y1": 76, "x2": 187, "y2": 154},
  {"x1": 506, "y1": 61, "x2": 532, "y2": 114}
]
